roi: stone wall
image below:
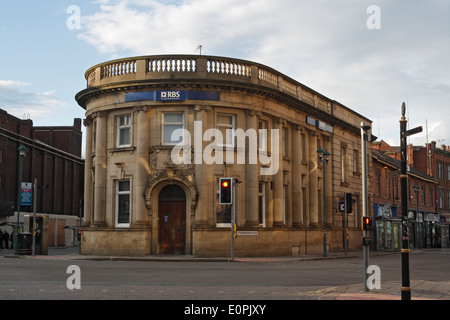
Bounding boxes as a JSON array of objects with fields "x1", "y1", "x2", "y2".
[
  {"x1": 81, "y1": 227, "x2": 151, "y2": 256},
  {"x1": 193, "y1": 228, "x2": 363, "y2": 257}
]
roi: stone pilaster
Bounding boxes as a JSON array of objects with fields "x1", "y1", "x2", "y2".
[
  {"x1": 273, "y1": 117, "x2": 284, "y2": 227},
  {"x1": 292, "y1": 125, "x2": 303, "y2": 227},
  {"x1": 83, "y1": 117, "x2": 93, "y2": 227},
  {"x1": 308, "y1": 131, "x2": 319, "y2": 226},
  {"x1": 93, "y1": 112, "x2": 107, "y2": 226},
  {"x1": 245, "y1": 110, "x2": 258, "y2": 226},
  {"x1": 194, "y1": 105, "x2": 210, "y2": 227},
  {"x1": 135, "y1": 107, "x2": 150, "y2": 225}
]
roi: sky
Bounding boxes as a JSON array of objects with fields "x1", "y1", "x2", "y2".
[{"x1": 0, "y1": 0, "x2": 449, "y2": 158}]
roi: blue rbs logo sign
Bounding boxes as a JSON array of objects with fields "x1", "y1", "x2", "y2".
[
  {"x1": 125, "y1": 90, "x2": 220, "y2": 103},
  {"x1": 156, "y1": 90, "x2": 186, "y2": 101}
]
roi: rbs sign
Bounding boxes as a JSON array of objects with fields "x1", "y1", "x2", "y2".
[{"x1": 156, "y1": 90, "x2": 186, "y2": 102}]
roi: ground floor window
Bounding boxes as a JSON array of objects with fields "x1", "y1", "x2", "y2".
[
  {"x1": 116, "y1": 180, "x2": 130, "y2": 227},
  {"x1": 258, "y1": 182, "x2": 265, "y2": 226},
  {"x1": 216, "y1": 178, "x2": 231, "y2": 227}
]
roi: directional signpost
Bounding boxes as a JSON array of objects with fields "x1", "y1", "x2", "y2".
[{"x1": 400, "y1": 102, "x2": 422, "y2": 300}]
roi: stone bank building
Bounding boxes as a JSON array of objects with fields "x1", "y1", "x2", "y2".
[{"x1": 76, "y1": 55, "x2": 372, "y2": 257}]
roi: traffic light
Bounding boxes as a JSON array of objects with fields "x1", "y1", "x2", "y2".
[
  {"x1": 362, "y1": 217, "x2": 373, "y2": 231},
  {"x1": 345, "y1": 193, "x2": 353, "y2": 213},
  {"x1": 219, "y1": 178, "x2": 233, "y2": 205}
]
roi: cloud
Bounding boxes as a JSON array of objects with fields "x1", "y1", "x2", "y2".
[
  {"x1": 75, "y1": 0, "x2": 450, "y2": 146},
  {"x1": 0, "y1": 80, "x2": 32, "y2": 89},
  {"x1": 0, "y1": 80, "x2": 69, "y2": 122},
  {"x1": 77, "y1": 0, "x2": 285, "y2": 55}
]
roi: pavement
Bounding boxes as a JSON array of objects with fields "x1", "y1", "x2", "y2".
[{"x1": 1, "y1": 246, "x2": 449, "y2": 300}]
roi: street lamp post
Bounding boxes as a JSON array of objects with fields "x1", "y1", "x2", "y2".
[
  {"x1": 14, "y1": 145, "x2": 27, "y2": 255},
  {"x1": 317, "y1": 147, "x2": 330, "y2": 258}
]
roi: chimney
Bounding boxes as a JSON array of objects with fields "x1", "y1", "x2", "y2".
[{"x1": 74, "y1": 118, "x2": 82, "y2": 130}]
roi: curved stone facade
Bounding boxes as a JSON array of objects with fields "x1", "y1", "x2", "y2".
[{"x1": 76, "y1": 55, "x2": 372, "y2": 257}]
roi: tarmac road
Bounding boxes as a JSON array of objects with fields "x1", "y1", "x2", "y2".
[{"x1": 0, "y1": 247, "x2": 449, "y2": 301}]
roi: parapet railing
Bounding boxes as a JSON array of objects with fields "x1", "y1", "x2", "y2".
[{"x1": 84, "y1": 54, "x2": 332, "y2": 114}]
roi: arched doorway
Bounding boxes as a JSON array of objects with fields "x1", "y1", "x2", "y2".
[{"x1": 158, "y1": 185, "x2": 186, "y2": 254}]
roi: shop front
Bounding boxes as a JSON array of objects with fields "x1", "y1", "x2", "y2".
[
  {"x1": 374, "y1": 203, "x2": 401, "y2": 251},
  {"x1": 407, "y1": 210, "x2": 425, "y2": 249},
  {"x1": 423, "y1": 213, "x2": 449, "y2": 248}
]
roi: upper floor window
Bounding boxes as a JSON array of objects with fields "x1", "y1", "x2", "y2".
[
  {"x1": 117, "y1": 115, "x2": 131, "y2": 147},
  {"x1": 162, "y1": 112, "x2": 184, "y2": 145},
  {"x1": 429, "y1": 186, "x2": 433, "y2": 205},
  {"x1": 438, "y1": 188, "x2": 445, "y2": 209},
  {"x1": 217, "y1": 114, "x2": 235, "y2": 147},
  {"x1": 341, "y1": 146, "x2": 348, "y2": 184},
  {"x1": 282, "y1": 127, "x2": 288, "y2": 157},
  {"x1": 353, "y1": 149, "x2": 360, "y2": 174},
  {"x1": 447, "y1": 190, "x2": 450, "y2": 209},
  {"x1": 394, "y1": 179, "x2": 399, "y2": 199},
  {"x1": 258, "y1": 120, "x2": 268, "y2": 153},
  {"x1": 301, "y1": 133, "x2": 307, "y2": 162},
  {"x1": 421, "y1": 185, "x2": 426, "y2": 205},
  {"x1": 437, "y1": 161, "x2": 444, "y2": 179},
  {"x1": 375, "y1": 167, "x2": 381, "y2": 196}
]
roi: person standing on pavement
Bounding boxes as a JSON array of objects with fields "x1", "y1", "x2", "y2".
[
  {"x1": 3, "y1": 230, "x2": 9, "y2": 249},
  {"x1": 0, "y1": 230, "x2": 3, "y2": 249}
]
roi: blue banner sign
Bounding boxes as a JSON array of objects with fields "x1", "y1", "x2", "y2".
[
  {"x1": 306, "y1": 116, "x2": 333, "y2": 133},
  {"x1": 125, "y1": 90, "x2": 220, "y2": 103},
  {"x1": 20, "y1": 182, "x2": 32, "y2": 206}
]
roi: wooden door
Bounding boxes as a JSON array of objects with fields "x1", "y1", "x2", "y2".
[{"x1": 158, "y1": 186, "x2": 186, "y2": 254}]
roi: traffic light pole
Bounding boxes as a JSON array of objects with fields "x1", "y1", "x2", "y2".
[
  {"x1": 361, "y1": 122, "x2": 370, "y2": 292},
  {"x1": 230, "y1": 180, "x2": 235, "y2": 262},
  {"x1": 219, "y1": 177, "x2": 235, "y2": 261},
  {"x1": 344, "y1": 193, "x2": 352, "y2": 257},
  {"x1": 230, "y1": 178, "x2": 239, "y2": 262},
  {"x1": 344, "y1": 194, "x2": 348, "y2": 257}
]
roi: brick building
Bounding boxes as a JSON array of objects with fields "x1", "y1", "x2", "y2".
[
  {"x1": 0, "y1": 109, "x2": 84, "y2": 245},
  {"x1": 373, "y1": 141, "x2": 447, "y2": 249},
  {"x1": 413, "y1": 142, "x2": 450, "y2": 217},
  {"x1": 413, "y1": 142, "x2": 450, "y2": 245}
]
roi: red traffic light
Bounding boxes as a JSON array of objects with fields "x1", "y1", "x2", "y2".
[
  {"x1": 362, "y1": 217, "x2": 373, "y2": 231},
  {"x1": 219, "y1": 178, "x2": 232, "y2": 205}
]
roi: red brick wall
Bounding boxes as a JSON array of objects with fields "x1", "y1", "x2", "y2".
[{"x1": 0, "y1": 109, "x2": 84, "y2": 217}]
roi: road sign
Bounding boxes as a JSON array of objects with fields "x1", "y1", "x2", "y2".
[
  {"x1": 406, "y1": 126, "x2": 423, "y2": 137},
  {"x1": 236, "y1": 231, "x2": 258, "y2": 236},
  {"x1": 20, "y1": 182, "x2": 32, "y2": 206}
]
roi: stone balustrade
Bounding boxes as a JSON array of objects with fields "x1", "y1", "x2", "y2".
[
  {"x1": 81, "y1": 54, "x2": 370, "y2": 129},
  {"x1": 85, "y1": 55, "x2": 320, "y2": 104}
]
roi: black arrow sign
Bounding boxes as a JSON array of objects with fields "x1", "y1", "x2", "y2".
[{"x1": 406, "y1": 126, "x2": 423, "y2": 137}]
